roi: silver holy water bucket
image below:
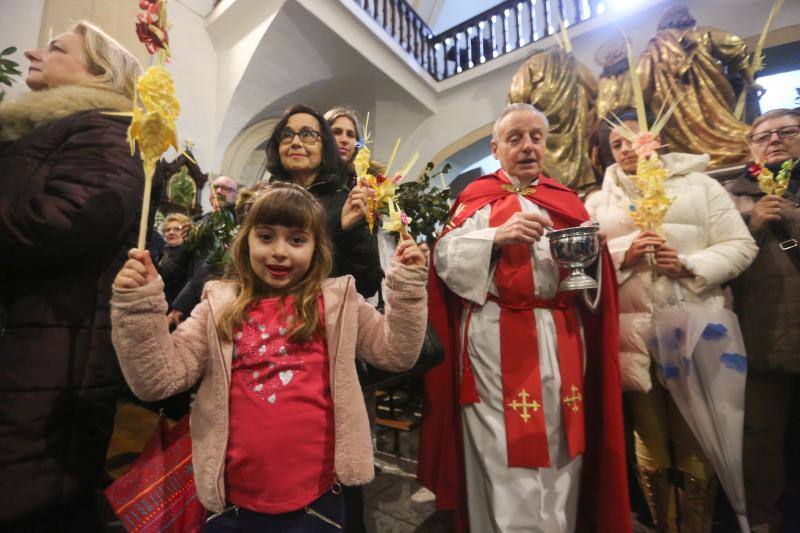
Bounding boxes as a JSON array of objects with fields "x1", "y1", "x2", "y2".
[{"x1": 548, "y1": 225, "x2": 600, "y2": 291}]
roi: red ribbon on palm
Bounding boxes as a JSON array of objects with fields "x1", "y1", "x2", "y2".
[{"x1": 136, "y1": 0, "x2": 170, "y2": 58}]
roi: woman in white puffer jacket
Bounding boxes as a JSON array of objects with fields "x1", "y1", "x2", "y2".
[{"x1": 585, "y1": 110, "x2": 757, "y2": 533}]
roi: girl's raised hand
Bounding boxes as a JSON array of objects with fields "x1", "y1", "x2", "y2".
[
  {"x1": 113, "y1": 249, "x2": 158, "y2": 289},
  {"x1": 394, "y1": 235, "x2": 426, "y2": 267}
]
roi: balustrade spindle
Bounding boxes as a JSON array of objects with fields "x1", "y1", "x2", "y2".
[
  {"x1": 496, "y1": 12, "x2": 502, "y2": 54},
  {"x1": 529, "y1": 0, "x2": 538, "y2": 40},
  {"x1": 410, "y1": 16, "x2": 415, "y2": 57},
  {"x1": 489, "y1": 15, "x2": 496, "y2": 59},
  {"x1": 428, "y1": 39, "x2": 435, "y2": 76},
  {"x1": 417, "y1": 24, "x2": 423, "y2": 63},
  {"x1": 469, "y1": 27, "x2": 476, "y2": 67},
  {"x1": 406, "y1": 6, "x2": 412, "y2": 51},
  {"x1": 432, "y1": 42, "x2": 440, "y2": 79},
  {"x1": 426, "y1": 30, "x2": 431, "y2": 62},
  {"x1": 396, "y1": 2, "x2": 402, "y2": 45},
  {"x1": 502, "y1": 9, "x2": 509, "y2": 53},
  {"x1": 435, "y1": 40, "x2": 440, "y2": 77},
  {"x1": 403, "y1": 3, "x2": 409, "y2": 45},
  {"x1": 400, "y1": 5, "x2": 406, "y2": 51},
  {"x1": 441, "y1": 37, "x2": 445, "y2": 75},
  {"x1": 511, "y1": 5, "x2": 518, "y2": 48},
  {"x1": 389, "y1": 0, "x2": 396, "y2": 36},
  {"x1": 398, "y1": 3, "x2": 404, "y2": 46},
  {"x1": 400, "y1": 2, "x2": 411, "y2": 52},
  {"x1": 542, "y1": 0, "x2": 551, "y2": 36},
  {"x1": 422, "y1": 23, "x2": 427, "y2": 60},
  {"x1": 414, "y1": 17, "x2": 420, "y2": 59},
  {"x1": 517, "y1": 3, "x2": 525, "y2": 46},
  {"x1": 559, "y1": 0, "x2": 566, "y2": 25},
  {"x1": 410, "y1": 15, "x2": 415, "y2": 56},
  {"x1": 478, "y1": 22, "x2": 485, "y2": 63},
  {"x1": 418, "y1": 27, "x2": 424, "y2": 65},
  {"x1": 455, "y1": 33, "x2": 462, "y2": 73},
  {"x1": 405, "y1": 5, "x2": 412, "y2": 51}
]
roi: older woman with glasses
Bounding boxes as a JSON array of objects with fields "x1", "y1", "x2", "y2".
[
  {"x1": 264, "y1": 105, "x2": 381, "y2": 533},
  {"x1": 725, "y1": 108, "x2": 800, "y2": 531},
  {"x1": 265, "y1": 104, "x2": 381, "y2": 298},
  {"x1": 157, "y1": 213, "x2": 192, "y2": 307}
]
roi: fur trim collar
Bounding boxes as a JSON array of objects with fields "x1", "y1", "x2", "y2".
[{"x1": 0, "y1": 85, "x2": 132, "y2": 141}]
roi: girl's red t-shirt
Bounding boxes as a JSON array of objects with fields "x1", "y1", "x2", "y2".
[{"x1": 225, "y1": 295, "x2": 336, "y2": 513}]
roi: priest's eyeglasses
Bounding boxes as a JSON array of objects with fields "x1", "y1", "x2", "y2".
[
  {"x1": 749, "y1": 126, "x2": 800, "y2": 145},
  {"x1": 278, "y1": 128, "x2": 321, "y2": 145}
]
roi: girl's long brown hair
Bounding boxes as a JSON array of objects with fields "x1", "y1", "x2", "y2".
[{"x1": 216, "y1": 182, "x2": 333, "y2": 344}]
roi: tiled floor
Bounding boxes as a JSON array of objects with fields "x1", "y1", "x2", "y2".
[{"x1": 364, "y1": 453, "x2": 446, "y2": 532}]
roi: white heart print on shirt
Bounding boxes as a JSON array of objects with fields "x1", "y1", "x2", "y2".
[{"x1": 235, "y1": 318, "x2": 303, "y2": 406}]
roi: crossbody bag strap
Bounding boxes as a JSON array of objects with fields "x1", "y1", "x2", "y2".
[{"x1": 768, "y1": 219, "x2": 800, "y2": 274}]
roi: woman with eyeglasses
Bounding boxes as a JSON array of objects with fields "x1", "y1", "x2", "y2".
[
  {"x1": 265, "y1": 104, "x2": 381, "y2": 298},
  {"x1": 262, "y1": 105, "x2": 381, "y2": 533},
  {"x1": 157, "y1": 213, "x2": 193, "y2": 309},
  {"x1": 725, "y1": 108, "x2": 800, "y2": 531}
]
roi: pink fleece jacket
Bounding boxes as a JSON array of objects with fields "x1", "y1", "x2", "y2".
[{"x1": 111, "y1": 263, "x2": 428, "y2": 513}]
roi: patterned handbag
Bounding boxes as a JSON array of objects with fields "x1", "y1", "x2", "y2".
[{"x1": 104, "y1": 413, "x2": 206, "y2": 532}]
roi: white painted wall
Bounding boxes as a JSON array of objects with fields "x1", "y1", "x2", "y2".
[
  {"x1": 177, "y1": 0, "x2": 216, "y2": 18},
  {"x1": 165, "y1": 0, "x2": 219, "y2": 172},
  {"x1": 0, "y1": 0, "x2": 46, "y2": 100}
]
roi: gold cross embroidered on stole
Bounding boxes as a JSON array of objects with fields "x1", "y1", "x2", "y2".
[
  {"x1": 508, "y1": 389, "x2": 541, "y2": 423},
  {"x1": 563, "y1": 385, "x2": 583, "y2": 413}
]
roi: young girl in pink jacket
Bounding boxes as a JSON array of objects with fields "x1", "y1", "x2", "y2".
[{"x1": 111, "y1": 182, "x2": 428, "y2": 531}]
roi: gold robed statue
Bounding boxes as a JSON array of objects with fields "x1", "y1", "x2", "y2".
[
  {"x1": 509, "y1": 42, "x2": 598, "y2": 190},
  {"x1": 638, "y1": 4, "x2": 752, "y2": 169}
]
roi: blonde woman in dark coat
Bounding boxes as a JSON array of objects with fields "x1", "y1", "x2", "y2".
[{"x1": 0, "y1": 21, "x2": 144, "y2": 530}]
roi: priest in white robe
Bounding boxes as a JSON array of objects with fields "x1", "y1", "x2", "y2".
[{"x1": 418, "y1": 103, "x2": 631, "y2": 533}]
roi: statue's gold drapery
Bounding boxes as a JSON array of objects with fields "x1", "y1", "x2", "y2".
[
  {"x1": 595, "y1": 37, "x2": 634, "y2": 120},
  {"x1": 638, "y1": 27, "x2": 751, "y2": 169},
  {"x1": 508, "y1": 46, "x2": 598, "y2": 190},
  {"x1": 597, "y1": 71, "x2": 633, "y2": 121}
]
